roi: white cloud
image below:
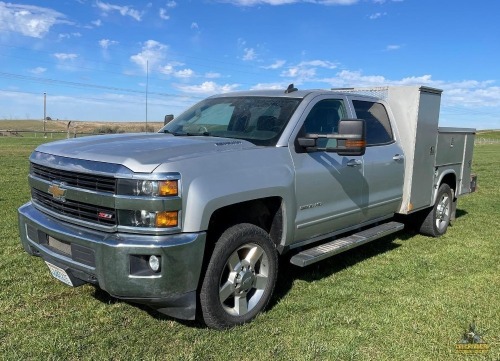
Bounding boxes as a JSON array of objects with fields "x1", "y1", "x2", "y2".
[
  {"x1": 386, "y1": 44, "x2": 402, "y2": 51},
  {"x1": 318, "y1": 70, "x2": 500, "y2": 110},
  {"x1": 280, "y1": 59, "x2": 338, "y2": 82},
  {"x1": 215, "y1": 0, "x2": 358, "y2": 6},
  {"x1": 95, "y1": 1, "x2": 143, "y2": 21},
  {"x1": 373, "y1": 0, "x2": 403, "y2": 3},
  {"x1": 174, "y1": 69, "x2": 195, "y2": 78},
  {"x1": 58, "y1": 32, "x2": 81, "y2": 40},
  {"x1": 53, "y1": 53, "x2": 78, "y2": 61},
  {"x1": 159, "y1": 64, "x2": 175, "y2": 75},
  {"x1": 191, "y1": 22, "x2": 199, "y2": 29},
  {"x1": 158, "y1": 62, "x2": 195, "y2": 78},
  {"x1": 369, "y1": 12, "x2": 386, "y2": 19},
  {"x1": 0, "y1": 2, "x2": 67, "y2": 38},
  {"x1": 30, "y1": 67, "x2": 47, "y2": 74},
  {"x1": 282, "y1": 66, "x2": 315, "y2": 79},
  {"x1": 99, "y1": 39, "x2": 118, "y2": 49},
  {"x1": 130, "y1": 40, "x2": 168, "y2": 72},
  {"x1": 166, "y1": 1, "x2": 177, "y2": 8},
  {"x1": 262, "y1": 60, "x2": 286, "y2": 69},
  {"x1": 159, "y1": 8, "x2": 170, "y2": 20},
  {"x1": 243, "y1": 48, "x2": 257, "y2": 61},
  {"x1": 216, "y1": 0, "x2": 403, "y2": 5},
  {"x1": 250, "y1": 82, "x2": 287, "y2": 90},
  {"x1": 299, "y1": 60, "x2": 337, "y2": 69},
  {"x1": 158, "y1": 61, "x2": 185, "y2": 75},
  {"x1": 91, "y1": 19, "x2": 102, "y2": 27},
  {"x1": 205, "y1": 72, "x2": 222, "y2": 79},
  {"x1": 175, "y1": 81, "x2": 240, "y2": 95}
]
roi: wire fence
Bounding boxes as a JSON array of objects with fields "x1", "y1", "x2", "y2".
[
  {"x1": 0, "y1": 130, "x2": 96, "y2": 139},
  {"x1": 474, "y1": 138, "x2": 500, "y2": 145}
]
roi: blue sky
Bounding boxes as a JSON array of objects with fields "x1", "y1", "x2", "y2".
[{"x1": 0, "y1": 0, "x2": 499, "y2": 129}]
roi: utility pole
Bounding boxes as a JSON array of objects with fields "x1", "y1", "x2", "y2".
[
  {"x1": 43, "y1": 92, "x2": 47, "y2": 137},
  {"x1": 145, "y1": 60, "x2": 149, "y2": 133}
]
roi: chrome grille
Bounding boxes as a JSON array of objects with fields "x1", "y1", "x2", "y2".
[
  {"x1": 31, "y1": 163, "x2": 116, "y2": 193},
  {"x1": 31, "y1": 188, "x2": 116, "y2": 226}
]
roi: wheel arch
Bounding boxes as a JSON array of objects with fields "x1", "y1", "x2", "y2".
[
  {"x1": 433, "y1": 170, "x2": 457, "y2": 204},
  {"x1": 206, "y1": 197, "x2": 285, "y2": 250}
]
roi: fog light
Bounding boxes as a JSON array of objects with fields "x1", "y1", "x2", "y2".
[
  {"x1": 149, "y1": 255, "x2": 161, "y2": 272},
  {"x1": 155, "y1": 211, "x2": 178, "y2": 227}
]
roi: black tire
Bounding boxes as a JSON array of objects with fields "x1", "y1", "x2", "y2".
[
  {"x1": 419, "y1": 184, "x2": 453, "y2": 237},
  {"x1": 200, "y1": 223, "x2": 278, "y2": 329}
]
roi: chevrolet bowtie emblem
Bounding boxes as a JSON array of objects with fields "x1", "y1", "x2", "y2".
[{"x1": 48, "y1": 183, "x2": 67, "y2": 202}]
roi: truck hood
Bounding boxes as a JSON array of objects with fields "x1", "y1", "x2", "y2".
[{"x1": 35, "y1": 133, "x2": 256, "y2": 173}]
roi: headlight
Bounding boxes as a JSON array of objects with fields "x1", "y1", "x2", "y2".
[
  {"x1": 118, "y1": 210, "x2": 178, "y2": 228},
  {"x1": 117, "y1": 179, "x2": 178, "y2": 197},
  {"x1": 116, "y1": 176, "x2": 180, "y2": 230}
]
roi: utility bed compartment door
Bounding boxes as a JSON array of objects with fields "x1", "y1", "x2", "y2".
[{"x1": 436, "y1": 128, "x2": 476, "y2": 195}]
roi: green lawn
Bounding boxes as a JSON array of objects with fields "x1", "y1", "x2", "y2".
[{"x1": 0, "y1": 136, "x2": 498, "y2": 360}]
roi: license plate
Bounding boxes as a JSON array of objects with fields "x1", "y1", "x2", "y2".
[{"x1": 45, "y1": 261, "x2": 74, "y2": 287}]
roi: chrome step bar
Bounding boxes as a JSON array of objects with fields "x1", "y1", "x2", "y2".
[{"x1": 290, "y1": 221, "x2": 404, "y2": 267}]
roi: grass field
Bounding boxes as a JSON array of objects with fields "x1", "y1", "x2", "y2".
[
  {"x1": 0, "y1": 133, "x2": 498, "y2": 360},
  {"x1": 0, "y1": 119, "x2": 164, "y2": 135}
]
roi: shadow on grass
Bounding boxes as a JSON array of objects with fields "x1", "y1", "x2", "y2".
[
  {"x1": 269, "y1": 233, "x2": 403, "y2": 310},
  {"x1": 455, "y1": 209, "x2": 468, "y2": 219},
  {"x1": 91, "y1": 287, "x2": 205, "y2": 328}
]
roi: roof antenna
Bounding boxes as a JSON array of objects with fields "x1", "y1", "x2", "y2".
[{"x1": 285, "y1": 83, "x2": 298, "y2": 94}]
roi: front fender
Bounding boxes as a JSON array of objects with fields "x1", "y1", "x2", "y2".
[{"x1": 183, "y1": 162, "x2": 295, "y2": 232}]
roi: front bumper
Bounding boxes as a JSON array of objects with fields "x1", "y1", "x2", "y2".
[{"x1": 18, "y1": 202, "x2": 206, "y2": 320}]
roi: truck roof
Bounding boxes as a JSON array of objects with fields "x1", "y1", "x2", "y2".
[
  {"x1": 208, "y1": 88, "x2": 379, "y2": 101},
  {"x1": 211, "y1": 85, "x2": 444, "y2": 103}
]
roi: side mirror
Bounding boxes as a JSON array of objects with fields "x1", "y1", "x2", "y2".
[
  {"x1": 336, "y1": 119, "x2": 366, "y2": 156},
  {"x1": 297, "y1": 119, "x2": 366, "y2": 156},
  {"x1": 164, "y1": 114, "x2": 174, "y2": 125},
  {"x1": 297, "y1": 137, "x2": 316, "y2": 148}
]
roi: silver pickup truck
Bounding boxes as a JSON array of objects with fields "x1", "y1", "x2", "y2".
[{"x1": 18, "y1": 85, "x2": 476, "y2": 329}]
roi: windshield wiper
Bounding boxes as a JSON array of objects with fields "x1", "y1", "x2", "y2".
[
  {"x1": 185, "y1": 131, "x2": 211, "y2": 136},
  {"x1": 163, "y1": 129, "x2": 214, "y2": 137},
  {"x1": 163, "y1": 129, "x2": 186, "y2": 136}
]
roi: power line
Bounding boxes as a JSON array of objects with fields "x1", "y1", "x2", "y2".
[
  {"x1": 0, "y1": 88, "x2": 194, "y2": 107},
  {"x1": 0, "y1": 71, "x2": 205, "y2": 99}
]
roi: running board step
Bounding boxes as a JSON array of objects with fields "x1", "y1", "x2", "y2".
[{"x1": 290, "y1": 221, "x2": 404, "y2": 267}]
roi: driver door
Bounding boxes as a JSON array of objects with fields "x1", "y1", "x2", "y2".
[{"x1": 289, "y1": 96, "x2": 365, "y2": 242}]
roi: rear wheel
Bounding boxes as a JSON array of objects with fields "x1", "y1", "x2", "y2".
[
  {"x1": 419, "y1": 184, "x2": 453, "y2": 237},
  {"x1": 200, "y1": 223, "x2": 278, "y2": 329}
]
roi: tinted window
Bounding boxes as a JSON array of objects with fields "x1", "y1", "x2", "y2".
[
  {"x1": 160, "y1": 97, "x2": 301, "y2": 146},
  {"x1": 303, "y1": 99, "x2": 346, "y2": 135},
  {"x1": 352, "y1": 100, "x2": 393, "y2": 145},
  {"x1": 300, "y1": 99, "x2": 347, "y2": 149}
]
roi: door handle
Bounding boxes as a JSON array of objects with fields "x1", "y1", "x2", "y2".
[
  {"x1": 347, "y1": 159, "x2": 362, "y2": 167},
  {"x1": 392, "y1": 154, "x2": 404, "y2": 162}
]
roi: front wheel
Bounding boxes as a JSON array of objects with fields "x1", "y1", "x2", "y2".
[
  {"x1": 419, "y1": 184, "x2": 453, "y2": 237},
  {"x1": 200, "y1": 223, "x2": 278, "y2": 329}
]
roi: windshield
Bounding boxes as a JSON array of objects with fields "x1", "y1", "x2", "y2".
[{"x1": 159, "y1": 96, "x2": 301, "y2": 146}]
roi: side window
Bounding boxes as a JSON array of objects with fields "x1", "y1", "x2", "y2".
[
  {"x1": 352, "y1": 100, "x2": 393, "y2": 146},
  {"x1": 303, "y1": 99, "x2": 346, "y2": 135},
  {"x1": 301, "y1": 99, "x2": 346, "y2": 149}
]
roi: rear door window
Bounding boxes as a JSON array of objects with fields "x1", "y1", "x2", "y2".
[{"x1": 352, "y1": 100, "x2": 393, "y2": 146}]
